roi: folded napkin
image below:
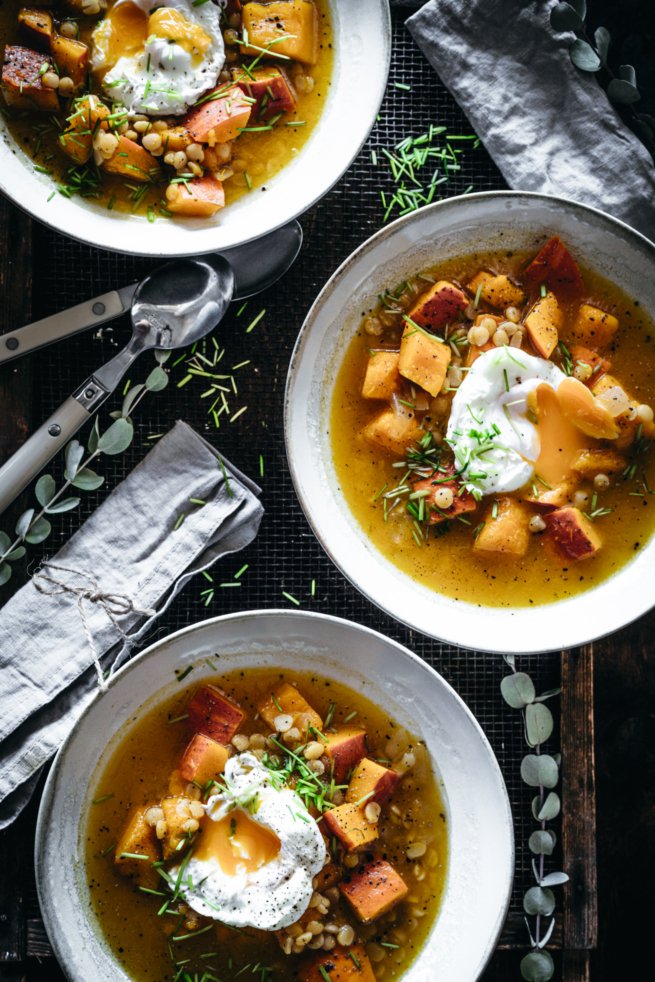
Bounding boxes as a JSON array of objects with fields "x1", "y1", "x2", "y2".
[
  {"x1": 0, "y1": 420, "x2": 263, "y2": 827},
  {"x1": 407, "y1": 0, "x2": 655, "y2": 241}
]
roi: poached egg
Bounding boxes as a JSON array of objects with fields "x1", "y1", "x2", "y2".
[
  {"x1": 446, "y1": 347, "x2": 572, "y2": 496},
  {"x1": 172, "y1": 753, "x2": 327, "y2": 931},
  {"x1": 91, "y1": 0, "x2": 225, "y2": 116}
]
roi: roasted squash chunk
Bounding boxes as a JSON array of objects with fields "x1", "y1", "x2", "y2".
[
  {"x1": 166, "y1": 175, "x2": 225, "y2": 218},
  {"x1": 188, "y1": 684, "x2": 245, "y2": 743},
  {"x1": 572, "y1": 448, "x2": 625, "y2": 477},
  {"x1": 234, "y1": 65, "x2": 296, "y2": 119},
  {"x1": 258, "y1": 682, "x2": 323, "y2": 735},
  {"x1": 184, "y1": 84, "x2": 252, "y2": 144},
  {"x1": 544, "y1": 506, "x2": 602, "y2": 560},
  {"x1": 525, "y1": 291, "x2": 562, "y2": 358},
  {"x1": 242, "y1": 0, "x2": 319, "y2": 64},
  {"x1": 102, "y1": 135, "x2": 160, "y2": 182},
  {"x1": 60, "y1": 94, "x2": 109, "y2": 164},
  {"x1": 324, "y1": 727, "x2": 367, "y2": 782},
  {"x1": 340, "y1": 858, "x2": 409, "y2": 923},
  {"x1": 115, "y1": 805, "x2": 159, "y2": 887},
  {"x1": 178, "y1": 732, "x2": 228, "y2": 785},
  {"x1": 323, "y1": 802, "x2": 379, "y2": 852},
  {"x1": 523, "y1": 236, "x2": 584, "y2": 295},
  {"x1": 411, "y1": 466, "x2": 477, "y2": 525},
  {"x1": 399, "y1": 323, "x2": 451, "y2": 397},
  {"x1": 18, "y1": 8, "x2": 53, "y2": 51},
  {"x1": 346, "y1": 758, "x2": 401, "y2": 806},
  {"x1": 361, "y1": 350, "x2": 400, "y2": 400},
  {"x1": 474, "y1": 496, "x2": 530, "y2": 557},
  {"x1": 1, "y1": 45, "x2": 59, "y2": 112},
  {"x1": 569, "y1": 304, "x2": 619, "y2": 349},
  {"x1": 51, "y1": 35, "x2": 89, "y2": 87},
  {"x1": 407, "y1": 279, "x2": 467, "y2": 331},
  {"x1": 467, "y1": 270, "x2": 525, "y2": 309},
  {"x1": 362, "y1": 406, "x2": 422, "y2": 457}
]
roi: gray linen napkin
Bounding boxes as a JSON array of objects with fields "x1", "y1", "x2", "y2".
[
  {"x1": 407, "y1": 0, "x2": 655, "y2": 240},
  {"x1": 0, "y1": 420, "x2": 263, "y2": 827}
]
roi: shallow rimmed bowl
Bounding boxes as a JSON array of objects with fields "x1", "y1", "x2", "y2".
[
  {"x1": 36, "y1": 609, "x2": 513, "y2": 981},
  {"x1": 284, "y1": 191, "x2": 655, "y2": 653},
  {"x1": 0, "y1": 1, "x2": 390, "y2": 256}
]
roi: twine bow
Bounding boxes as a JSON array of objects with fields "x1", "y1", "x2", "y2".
[{"x1": 32, "y1": 563, "x2": 156, "y2": 691}]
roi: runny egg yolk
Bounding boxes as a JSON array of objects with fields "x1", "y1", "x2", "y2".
[
  {"x1": 194, "y1": 809, "x2": 281, "y2": 876},
  {"x1": 532, "y1": 383, "x2": 591, "y2": 485},
  {"x1": 148, "y1": 8, "x2": 212, "y2": 59}
]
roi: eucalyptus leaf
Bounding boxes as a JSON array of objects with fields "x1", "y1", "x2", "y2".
[
  {"x1": 6, "y1": 545, "x2": 26, "y2": 561},
  {"x1": 45, "y1": 497, "x2": 81, "y2": 515},
  {"x1": 24, "y1": 516, "x2": 52, "y2": 545},
  {"x1": 15, "y1": 509, "x2": 34, "y2": 539},
  {"x1": 567, "y1": 0, "x2": 586, "y2": 17},
  {"x1": 0, "y1": 530, "x2": 11, "y2": 553},
  {"x1": 88, "y1": 417, "x2": 100, "y2": 454},
  {"x1": 523, "y1": 916, "x2": 536, "y2": 948},
  {"x1": 538, "y1": 917, "x2": 556, "y2": 949},
  {"x1": 594, "y1": 25, "x2": 610, "y2": 63},
  {"x1": 502, "y1": 653, "x2": 516, "y2": 669},
  {"x1": 501, "y1": 671, "x2": 535, "y2": 709},
  {"x1": 97, "y1": 418, "x2": 134, "y2": 456},
  {"x1": 529, "y1": 830, "x2": 557, "y2": 856},
  {"x1": 526, "y1": 702, "x2": 554, "y2": 747},
  {"x1": 607, "y1": 78, "x2": 640, "y2": 104},
  {"x1": 570, "y1": 39, "x2": 601, "y2": 72},
  {"x1": 619, "y1": 64, "x2": 637, "y2": 86},
  {"x1": 109, "y1": 410, "x2": 122, "y2": 420},
  {"x1": 550, "y1": 2, "x2": 583, "y2": 32},
  {"x1": 532, "y1": 791, "x2": 561, "y2": 822},
  {"x1": 520, "y1": 949, "x2": 555, "y2": 982},
  {"x1": 637, "y1": 113, "x2": 655, "y2": 138},
  {"x1": 64, "y1": 440, "x2": 85, "y2": 480},
  {"x1": 35, "y1": 474, "x2": 56, "y2": 508},
  {"x1": 523, "y1": 886, "x2": 556, "y2": 916},
  {"x1": 534, "y1": 687, "x2": 561, "y2": 702},
  {"x1": 155, "y1": 349, "x2": 171, "y2": 365},
  {"x1": 71, "y1": 468, "x2": 105, "y2": 492},
  {"x1": 553, "y1": 753, "x2": 562, "y2": 767},
  {"x1": 145, "y1": 365, "x2": 169, "y2": 392},
  {"x1": 521, "y1": 754, "x2": 559, "y2": 789},
  {"x1": 540, "y1": 871, "x2": 569, "y2": 887},
  {"x1": 0, "y1": 562, "x2": 12, "y2": 586},
  {"x1": 122, "y1": 383, "x2": 145, "y2": 419}
]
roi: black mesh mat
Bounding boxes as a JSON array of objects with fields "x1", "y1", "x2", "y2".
[{"x1": 20, "y1": 4, "x2": 560, "y2": 963}]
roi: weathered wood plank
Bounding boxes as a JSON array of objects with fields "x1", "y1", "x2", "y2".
[{"x1": 560, "y1": 646, "x2": 597, "y2": 953}]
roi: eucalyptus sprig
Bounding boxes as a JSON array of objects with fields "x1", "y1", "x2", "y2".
[
  {"x1": 549, "y1": 0, "x2": 655, "y2": 159},
  {"x1": 0, "y1": 355, "x2": 170, "y2": 586},
  {"x1": 501, "y1": 655, "x2": 568, "y2": 982}
]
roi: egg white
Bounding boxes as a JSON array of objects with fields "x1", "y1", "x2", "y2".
[
  {"x1": 446, "y1": 347, "x2": 566, "y2": 496},
  {"x1": 92, "y1": 0, "x2": 225, "y2": 116},
  {"x1": 172, "y1": 753, "x2": 327, "y2": 931}
]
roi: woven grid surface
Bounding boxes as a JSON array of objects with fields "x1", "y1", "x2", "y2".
[{"x1": 24, "y1": 6, "x2": 560, "y2": 949}]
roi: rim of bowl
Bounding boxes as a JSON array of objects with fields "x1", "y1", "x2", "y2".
[
  {"x1": 284, "y1": 190, "x2": 655, "y2": 653},
  {"x1": 0, "y1": 0, "x2": 391, "y2": 257},
  {"x1": 35, "y1": 608, "x2": 514, "y2": 981}
]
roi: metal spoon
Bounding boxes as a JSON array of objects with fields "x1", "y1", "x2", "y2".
[
  {"x1": 0, "y1": 256, "x2": 234, "y2": 516},
  {"x1": 0, "y1": 221, "x2": 302, "y2": 366}
]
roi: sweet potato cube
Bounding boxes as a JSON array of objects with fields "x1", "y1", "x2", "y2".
[
  {"x1": 301, "y1": 945, "x2": 376, "y2": 982},
  {"x1": 467, "y1": 270, "x2": 525, "y2": 310},
  {"x1": 184, "y1": 84, "x2": 252, "y2": 143},
  {"x1": 407, "y1": 279, "x2": 467, "y2": 331},
  {"x1": 523, "y1": 236, "x2": 584, "y2": 295},
  {"x1": 242, "y1": 0, "x2": 318, "y2": 64},
  {"x1": 51, "y1": 35, "x2": 88, "y2": 87},
  {"x1": 234, "y1": 65, "x2": 296, "y2": 119},
  {"x1": 160, "y1": 795, "x2": 198, "y2": 859},
  {"x1": 188, "y1": 684, "x2": 245, "y2": 743},
  {"x1": 258, "y1": 682, "x2": 323, "y2": 735},
  {"x1": 544, "y1": 506, "x2": 602, "y2": 560},
  {"x1": 524, "y1": 478, "x2": 578, "y2": 512},
  {"x1": 324, "y1": 727, "x2": 367, "y2": 782},
  {"x1": 166, "y1": 175, "x2": 225, "y2": 218},
  {"x1": 102, "y1": 135, "x2": 160, "y2": 182},
  {"x1": 115, "y1": 805, "x2": 159, "y2": 885},
  {"x1": 361, "y1": 350, "x2": 400, "y2": 400},
  {"x1": 570, "y1": 344, "x2": 610, "y2": 381},
  {"x1": 399, "y1": 323, "x2": 451, "y2": 397},
  {"x1": 60, "y1": 94, "x2": 109, "y2": 164},
  {"x1": 340, "y1": 859, "x2": 409, "y2": 923},
  {"x1": 569, "y1": 304, "x2": 618, "y2": 349},
  {"x1": 572, "y1": 448, "x2": 625, "y2": 477},
  {"x1": 346, "y1": 758, "x2": 401, "y2": 806},
  {"x1": 18, "y1": 8, "x2": 53, "y2": 50},
  {"x1": 525, "y1": 291, "x2": 562, "y2": 358},
  {"x1": 161, "y1": 125, "x2": 192, "y2": 152},
  {"x1": 474, "y1": 496, "x2": 531, "y2": 557},
  {"x1": 363, "y1": 407, "x2": 422, "y2": 457},
  {"x1": 411, "y1": 466, "x2": 477, "y2": 525},
  {"x1": 179, "y1": 733, "x2": 228, "y2": 785},
  {"x1": 323, "y1": 803, "x2": 378, "y2": 852},
  {"x1": 2, "y1": 45, "x2": 59, "y2": 112}
]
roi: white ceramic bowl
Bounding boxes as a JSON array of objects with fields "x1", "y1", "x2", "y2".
[
  {"x1": 36, "y1": 609, "x2": 513, "y2": 981},
  {"x1": 285, "y1": 191, "x2": 655, "y2": 653},
  {"x1": 0, "y1": 1, "x2": 390, "y2": 257}
]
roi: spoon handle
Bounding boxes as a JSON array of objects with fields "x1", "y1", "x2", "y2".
[{"x1": 0, "y1": 379, "x2": 108, "y2": 516}]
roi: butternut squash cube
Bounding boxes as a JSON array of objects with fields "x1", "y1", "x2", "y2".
[
  {"x1": 184, "y1": 84, "x2": 252, "y2": 144},
  {"x1": 544, "y1": 506, "x2": 602, "y2": 560},
  {"x1": 301, "y1": 946, "x2": 376, "y2": 982},
  {"x1": 324, "y1": 727, "x2": 367, "y2": 782},
  {"x1": 399, "y1": 323, "x2": 451, "y2": 397},
  {"x1": 178, "y1": 733, "x2": 228, "y2": 785},
  {"x1": 524, "y1": 478, "x2": 578, "y2": 512},
  {"x1": 523, "y1": 236, "x2": 584, "y2": 295},
  {"x1": 572, "y1": 448, "x2": 625, "y2": 477},
  {"x1": 51, "y1": 35, "x2": 88, "y2": 87},
  {"x1": 188, "y1": 684, "x2": 245, "y2": 743},
  {"x1": 242, "y1": 0, "x2": 318, "y2": 64},
  {"x1": 323, "y1": 802, "x2": 378, "y2": 852},
  {"x1": 467, "y1": 270, "x2": 525, "y2": 310},
  {"x1": 115, "y1": 805, "x2": 159, "y2": 886},
  {"x1": 570, "y1": 344, "x2": 610, "y2": 381},
  {"x1": 525, "y1": 291, "x2": 562, "y2": 358},
  {"x1": 60, "y1": 94, "x2": 109, "y2": 164},
  {"x1": 591, "y1": 374, "x2": 654, "y2": 449},
  {"x1": 1, "y1": 45, "x2": 59, "y2": 112},
  {"x1": 474, "y1": 496, "x2": 531, "y2": 557},
  {"x1": 166, "y1": 175, "x2": 225, "y2": 218},
  {"x1": 160, "y1": 796, "x2": 197, "y2": 859},
  {"x1": 102, "y1": 135, "x2": 160, "y2": 182},
  {"x1": 340, "y1": 858, "x2": 409, "y2": 922},
  {"x1": 346, "y1": 758, "x2": 401, "y2": 806},
  {"x1": 570, "y1": 304, "x2": 618, "y2": 349},
  {"x1": 407, "y1": 279, "x2": 467, "y2": 331},
  {"x1": 362, "y1": 407, "x2": 422, "y2": 457},
  {"x1": 361, "y1": 350, "x2": 400, "y2": 400},
  {"x1": 258, "y1": 682, "x2": 323, "y2": 735},
  {"x1": 18, "y1": 8, "x2": 53, "y2": 51}
]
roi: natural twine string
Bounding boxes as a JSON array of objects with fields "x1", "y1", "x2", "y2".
[{"x1": 32, "y1": 562, "x2": 155, "y2": 691}]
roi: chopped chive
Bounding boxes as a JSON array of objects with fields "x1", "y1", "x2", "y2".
[
  {"x1": 245, "y1": 309, "x2": 266, "y2": 333},
  {"x1": 168, "y1": 713, "x2": 190, "y2": 725},
  {"x1": 92, "y1": 793, "x2": 114, "y2": 805},
  {"x1": 394, "y1": 82, "x2": 411, "y2": 91},
  {"x1": 175, "y1": 665, "x2": 194, "y2": 683},
  {"x1": 118, "y1": 851, "x2": 150, "y2": 861},
  {"x1": 282, "y1": 591, "x2": 300, "y2": 606},
  {"x1": 234, "y1": 564, "x2": 249, "y2": 579}
]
